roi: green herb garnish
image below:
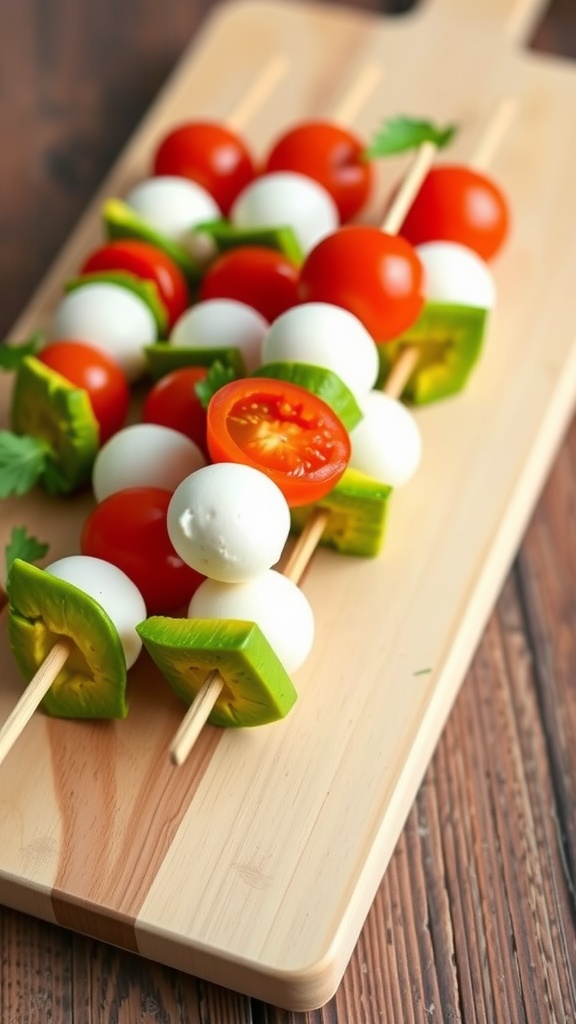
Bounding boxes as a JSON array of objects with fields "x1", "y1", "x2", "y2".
[
  {"x1": 364, "y1": 116, "x2": 457, "y2": 159},
  {"x1": 195, "y1": 361, "x2": 237, "y2": 409},
  {"x1": 0, "y1": 432, "x2": 47, "y2": 498},
  {"x1": 0, "y1": 333, "x2": 44, "y2": 372}
]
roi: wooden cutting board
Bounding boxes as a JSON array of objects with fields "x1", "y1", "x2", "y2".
[{"x1": 1, "y1": 0, "x2": 575, "y2": 1011}]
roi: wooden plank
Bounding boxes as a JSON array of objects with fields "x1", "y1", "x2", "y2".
[{"x1": 1, "y1": 0, "x2": 576, "y2": 1013}]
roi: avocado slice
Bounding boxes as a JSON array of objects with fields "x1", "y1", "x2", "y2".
[
  {"x1": 136, "y1": 617, "x2": 297, "y2": 728},
  {"x1": 258, "y1": 362, "x2": 362, "y2": 431},
  {"x1": 144, "y1": 341, "x2": 247, "y2": 381},
  {"x1": 8, "y1": 559, "x2": 128, "y2": 719},
  {"x1": 377, "y1": 301, "x2": 488, "y2": 404},
  {"x1": 11, "y1": 356, "x2": 99, "y2": 494},
  {"x1": 194, "y1": 218, "x2": 304, "y2": 265},
  {"x1": 103, "y1": 198, "x2": 202, "y2": 285},
  {"x1": 290, "y1": 467, "x2": 392, "y2": 558},
  {"x1": 65, "y1": 272, "x2": 168, "y2": 336}
]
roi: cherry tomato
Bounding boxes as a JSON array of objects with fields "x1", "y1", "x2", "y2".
[
  {"x1": 152, "y1": 121, "x2": 257, "y2": 215},
  {"x1": 199, "y1": 246, "x2": 300, "y2": 322},
  {"x1": 142, "y1": 367, "x2": 209, "y2": 455},
  {"x1": 81, "y1": 487, "x2": 204, "y2": 613},
  {"x1": 207, "y1": 377, "x2": 350, "y2": 507},
  {"x1": 81, "y1": 239, "x2": 189, "y2": 330},
  {"x1": 399, "y1": 165, "x2": 509, "y2": 261},
  {"x1": 37, "y1": 341, "x2": 130, "y2": 444},
  {"x1": 264, "y1": 121, "x2": 373, "y2": 223},
  {"x1": 299, "y1": 225, "x2": 425, "y2": 342}
]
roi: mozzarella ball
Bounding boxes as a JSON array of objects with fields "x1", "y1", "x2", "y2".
[
  {"x1": 188, "y1": 570, "x2": 314, "y2": 674},
  {"x1": 167, "y1": 463, "x2": 291, "y2": 582},
  {"x1": 125, "y1": 176, "x2": 221, "y2": 248},
  {"x1": 51, "y1": 282, "x2": 156, "y2": 382},
  {"x1": 93, "y1": 423, "x2": 206, "y2": 502},
  {"x1": 46, "y1": 555, "x2": 146, "y2": 668},
  {"x1": 231, "y1": 172, "x2": 339, "y2": 255},
  {"x1": 262, "y1": 302, "x2": 379, "y2": 398},
  {"x1": 170, "y1": 299, "x2": 267, "y2": 373},
  {"x1": 417, "y1": 241, "x2": 496, "y2": 308},
  {"x1": 349, "y1": 391, "x2": 422, "y2": 486}
]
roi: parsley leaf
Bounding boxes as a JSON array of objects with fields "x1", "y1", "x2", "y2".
[
  {"x1": 195, "y1": 361, "x2": 237, "y2": 409},
  {"x1": 0, "y1": 432, "x2": 47, "y2": 498},
  {"x1": 5, "y1": 526, "x2": 49, "y2": 584},
  {"x1": 363, "y1": 116, "x2": 457, "y2": 159},
  {"x1": 0, "y1": 332, "x2": 44, "y2": 372}
]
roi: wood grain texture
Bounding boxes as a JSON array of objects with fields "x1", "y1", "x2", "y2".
[{"x1": 1, "y1": 0, "x2": 576, "y2": 1020}]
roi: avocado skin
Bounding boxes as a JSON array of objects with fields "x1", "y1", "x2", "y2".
[
  {"x1": 195, "y1": 219, "x2": 304, "y2": 265},
  {"x1": 290, "y1": 468, "x2": 392, "y2": 558},
  {"x1": 377, "y1": 301, "x2": 488, "y2": 404},
  {"x1": 137, "y1": 617, "x2": 297, "y2": 728},
  {"x1": 8, "y1": 560, "x2": 128, "y2": 719},
  {"x1": 258, "y1": 362, "x2": 362, "y2": 431},
  {"x1": 144, "y1": 342, "x2": 246, "y2": 380},
  {"x1": 103, "y1": 198, "x2": 202, "y2": 284},
  {"x1": 11, "y1": 356, "x2": 99, "y2": 494}
]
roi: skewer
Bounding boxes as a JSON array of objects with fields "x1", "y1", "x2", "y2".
[
  {"x1": 0, "y1": 64, "x2": 291, "y2": 772},
  {"x1": 170, "y1": 95, "x2": 519, "y2": 766}
]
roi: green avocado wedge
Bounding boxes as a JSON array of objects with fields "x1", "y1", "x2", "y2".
[
  {"x1": 377, "y1": 301, "x2": 488, "y2": 404},
  {"x1": 258, "y1": 362, "x2": 363, "y2": 431},
  {"x1": 8, "y1": 559, "x2": 128, "y2": 719},
  {"x1": 194, "y1": 219, "x2": 304, "y2": 265},
  {"x1": 103, "y1": 198, "x2": 202, "y2": 285},
  {"x1": 290, "y1": 468, "x2": 392, "y2": 558},
  {"x1": 144, "y1": 341, "x2": 247, "y2": 380},
  {"x1": 10, "y1": 356, "x2": 99, "y2": 494},
  {"x1": 65, "y1": 272, "x2": 168, "y2": 336},
  {"x1": 137, "y1": 617, "x2": 297, "y2": 728}
]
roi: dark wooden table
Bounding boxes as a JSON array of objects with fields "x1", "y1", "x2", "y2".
[{"x1": 1, "y1": 1, "x2": 575, "y2": 1021}]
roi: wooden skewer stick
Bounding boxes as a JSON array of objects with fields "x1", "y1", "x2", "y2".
[
  {"x1": 0, "y1": 638, "x2": 73, "y2": 766},
  {"x1": 226, "y1": 56, "x2": 290, "y2": 133}
]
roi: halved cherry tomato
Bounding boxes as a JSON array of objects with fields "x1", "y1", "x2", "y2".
[
  {"x1": 152, "y1": 121, "x2": 257, "y2": 215},
  {"x1": 142, "y1": 366, "x2": 209, "y2": 456},
  {"x1": 81, "y1": 239, "x2": 189, "y2": 329},
  {"x1": 299, "y1": 225, "x2": 425, "y2": 342},
  {"x1": 37, "y1": 340, "x2": 130, "y2": 443},
  {"x1": 199, "y1": 246, "x2": 300, "y2": 322},
  {"x1": 207, "y1": 377, "x2": 350, "y2": 507},
  {"x1": 81, "y1": 487, "x2": 204, "y2": 613},
  {"x1": 399, "y1": 165, "x2": 509, "y2": 261},
  {"x1": 264, "y1": 121, "x2": 373, "y2": 222}
]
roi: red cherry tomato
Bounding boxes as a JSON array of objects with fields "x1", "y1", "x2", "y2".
[
  {"x1": 142, "y1": 367, "x2": 209, "y2": 456},
  {"x1": 265, "y1": 121, "x2": 373, "y2": 223},
  {"x1": 298, "y1": 225, "x2": 425, "y2": 342},
  {"x1": 81, "y1": 487, "x2": 204, "y2": 614},
  {"x1": 81, "y1": 239, "x2": 189, "y2": 330},
  {"x1": 152, "y1": 121, "x2": 257, "y2": 215},
  {"x1": 399, "y1": 165, "x2": 509, "y2": 261},
  {"x1": 37, "y1": 341, "x2": 130, "y2": 444},
  {"x1": 207, "y1": 377, "x2": 350, "y2": 507},
  {"x1": 199, "y1": 246, "x2": 300, "y2": 322}
]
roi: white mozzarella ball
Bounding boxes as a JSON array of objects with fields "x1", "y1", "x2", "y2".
[
  {"x1": 46, "y1": 555, "x2": 146, "y2": 669},
  {"x1": 262, "y1": 302, "x2": 379, "y2": 398},
  {"x1": 188, "y1": 570, "x2": 314, "y2": 674},
  {"x1": 417, "y1": 241, "x2": 496, "y2": 309},
  {"x1": 125, "y1": 176, "x2": 221, "y2": 247},
  {"x1": 93, "y1": 423, "x2": 206, "y2": 502},
  {"x1": 349, "y1": 391, "x2": 422, "y2": 486},
  {"x1": 167, "y1": 463, "x2": 291, "y2": 582},
  {"x1": 231, "y1": 172, "x2": 339, "y2": 255},
  {"x1": 51, "y1": 282, "x2": 156, "y2": 382},
  {"x1": 169, "y1": 298, "x2": 268, "y2": 372}
]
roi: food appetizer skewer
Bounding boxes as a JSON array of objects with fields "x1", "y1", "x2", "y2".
[
  {"x1": 0, "y1": 72, "x2": 512, "y2": 772},
  {"x1": 163, "y1": 99, "x2": 513, "y2": 764}
]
